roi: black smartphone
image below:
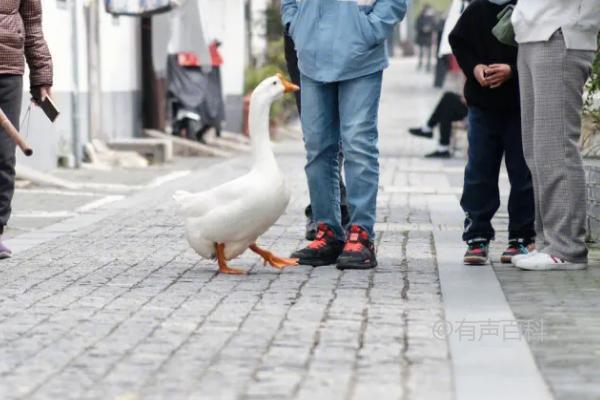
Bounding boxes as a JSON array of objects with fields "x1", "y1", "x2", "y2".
[
  {"x1": 39, "y1": 96, "x2": 60, "y2": 123},
  {"x1": 31, "y1": 87, "x2": 60, "y2": 123}
]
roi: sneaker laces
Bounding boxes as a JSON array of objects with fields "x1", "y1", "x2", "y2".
[
  {"x1": 508, "y1": 239, "x2": 531, "y2": 253},
  {"x1": 307, "y1": 223, "x2": 334, "y2": 249},
  {"x1": 467, "y1": 240, "x2": 488, "y2": 251},
  {"x1": 344, "y1": 226, "x2": 369, "y2": 253}
]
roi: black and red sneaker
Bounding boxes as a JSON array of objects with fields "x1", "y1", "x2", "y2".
[
  {"x1": 291, "y1": 223, "x2": 345, "y2": 267},
  {"x1": 500, "y1": 238, "x2": 535, "y2": 264},
  {"x1": 336, "y1": 225, "x2": 377, "y2": 270},
  {"x1": 463, "y1": 239, "x2": 489, "y2": 265}
]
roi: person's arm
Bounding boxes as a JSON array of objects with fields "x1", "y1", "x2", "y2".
[
  {"x1": 281, "y1": 0, "x2": 299, "y2": 28},
  {"x1": 448, "y1": 5, "x2": 480, "y2": 82},
  {"x1": 20, "y1": 0, "x2": 53, "y2": 94},
  {"x1": 361, "y1": 0, "x2": 408, "y2": 46}
]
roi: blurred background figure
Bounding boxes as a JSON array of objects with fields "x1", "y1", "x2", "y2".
[
  {"x1": 409, "y1": 91, "x2": 467, "y2": 158},
  {"x1": 415, "y1": 4, "x2": 437, "y2": 72},
  {"x1": 167, "y1": 40, "x2": 225, "y2": 143},
  {"x1": 433, "y1": 14, "x2": 449, "y2": 88}
]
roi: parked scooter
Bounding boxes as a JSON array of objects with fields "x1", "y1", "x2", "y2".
[{"x1": 167, "y1": 41, "x2": 225, "y2": 143}]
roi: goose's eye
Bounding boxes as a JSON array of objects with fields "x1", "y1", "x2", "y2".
[{"x1": 272, "y1": 82, "x2": 277, "y2": 86}]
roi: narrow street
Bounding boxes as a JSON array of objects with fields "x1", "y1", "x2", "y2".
[{"x1": 0, "y1": 58, "x2": 599, "y2": 400}]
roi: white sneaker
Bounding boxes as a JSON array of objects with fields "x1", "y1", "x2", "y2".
[
  {"x1": 510, "y1": 250, "x2": 537, "y2": 265},
  {"x1": 514, "y1": 252, "x2": 587, "y2": 271}
]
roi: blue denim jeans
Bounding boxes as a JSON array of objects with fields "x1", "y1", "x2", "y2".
[
  {"x1": 300, "y1": 71, "x2": 383, "y2": 240},
  {"x1": 461, "y1": 106, "x2": 535, "y2": 242}
]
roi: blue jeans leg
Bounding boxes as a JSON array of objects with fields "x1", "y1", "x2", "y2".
[
  {"x1": 338, "y1": 71, "x2": 383, "y2": 238},
  {"x1": 300, "y1": 75, "x2": 344, "y2": 239}
]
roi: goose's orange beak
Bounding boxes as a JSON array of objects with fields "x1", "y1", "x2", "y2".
[{"x1": 277, "y1": 73, "x2": 300, "y2": 93}]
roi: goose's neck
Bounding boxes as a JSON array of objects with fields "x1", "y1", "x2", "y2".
[{"x1": 248, "y1": 93, "x2": 277, "y2": 170}]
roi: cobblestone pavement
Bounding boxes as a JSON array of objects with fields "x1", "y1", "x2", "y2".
[
  {"x1": 0, "y1": 59, "x2": 454, "y2": 400},
  {"x1": 7, "y1": 158, "x2": 215, "y2": 238},
  {"x1": 1, "y1": 58, "x2": 598, "y2": 400},
  {"x1": 0, "y1": 159, "x2": 453, "y2": 400},
  {"x1": 493, "y1": 263, "x2": 600, "y2": 400}
]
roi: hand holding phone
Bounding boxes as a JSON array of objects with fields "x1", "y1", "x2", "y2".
[{"x1": 31, "y1": 86, "x2": 60, "y2": 123}]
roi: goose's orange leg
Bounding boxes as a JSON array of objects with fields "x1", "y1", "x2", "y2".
[
  {"x1": 216, "y1": 243, "x2": 246, "y2": 275},
  {"x1": 250, "y1": 244, "x2": 299, "y2": 269}
]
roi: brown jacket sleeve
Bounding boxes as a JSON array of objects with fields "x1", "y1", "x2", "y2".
[{"x1": 20, "y1": 0, "x2": 53, "y2": 87}]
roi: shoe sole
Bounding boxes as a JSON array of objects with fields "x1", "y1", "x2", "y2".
[
  {"x1": 410, "y1": 132, "x2": 433, "y2": 139},
  {"x1": 516, "y1": 263, "x2": 587, "y2": 271},
  {"x1": 426, "y1": 155, "x2": 451, "y2": 159},
  {"x1": 464, "y1": 256, "x2": 488, "y2": 265},
  {"x1": 0, "y1": 251, "x2": 12, "y2": 260},
  {"x1": 297, "y1": 257, "x2": 340, "y2": 267},
  {"x1": 336, "y1": 260, "x2": 378, "y2": 270},
  {"x1": 500, "y1": 255, "x2": 514, "y2": 264}
]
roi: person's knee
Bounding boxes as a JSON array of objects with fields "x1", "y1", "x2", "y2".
[
  {"x1": 441, "y1": 92, "x2": 456, "y2": 103},
  {"x1": 341, "y1": 131, "x2": 379, "y2": 173},
  {"x1": 305, "y1": 141, "x2": 339, "y2": 167}
]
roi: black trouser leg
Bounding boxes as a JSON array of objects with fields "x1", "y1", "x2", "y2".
[
  {"x1": 502, "y1": 110, "x2": 535, "y2": 241},
  {"x1": 461, "y1": 107, "x2": 503, "y2": 242},
  {"x1": 427, "y1": 92, "x2": 468, "y2": 147},
  {"x1": 439, "y1": 120, "x2": 452, "y2": 147},
  {"x1": 0, "y1": 75, "x2": 23, "y2": 235},
  {"x1": 284, "y1": 34, "x2": 301, "y2": 114},
  {"x1": 338, "y1": 150, "x2": 348, "y2": 207}
]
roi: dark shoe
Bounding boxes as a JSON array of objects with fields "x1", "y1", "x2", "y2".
[
  {"x1": 409, "y1": 127, "x2": 434, "y2": 139},
  {"x1": 501, "y1": 238, "x2": 536, "y2": 264},
  {"x1": 425, "y1": 150, "x2": 451, "y2": 158},
  {"x1": 305, "y1": 205, "x2": 350, "y2": 241},
  {"x1": 292, "y1": 223, "x2": 344, "y2": 267},
  {"x1": 337, "y1": 225, "x2": 377, "y2": 270},
  {"x1": 0, "y1": 241, "x2": 12, "y2": 259},
  {"x1": 464, "y1": 239, "x2": 489, "y2": 265},
  {"x1": 305, "y1": 205, "x2": 317, "y2": 241}
]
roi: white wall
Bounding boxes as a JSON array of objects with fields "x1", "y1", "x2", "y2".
[
  {"x1": 99, "y1": 14, "x2": 141, "y2": 93},
  {"x1": 198, "y1": 0, "x2": 247, "y2": 98},
  {"x1": 36, "y1": 1, "x2": 140, "y2": 93},
  {"x1": 19, "y1": 0, "x2": 143, "y2": 168}
]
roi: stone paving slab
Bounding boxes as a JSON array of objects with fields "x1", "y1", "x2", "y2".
[
  {"x1": 3, "y1": 57, "x2": 600, "y2": 400},
  {"x1": 0, "y1": 152, "x2": 453, "y2": 400}
]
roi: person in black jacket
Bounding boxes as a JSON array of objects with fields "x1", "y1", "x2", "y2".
[{"x1": 449, "y1": 0, "x2": 535, "y2": 265}]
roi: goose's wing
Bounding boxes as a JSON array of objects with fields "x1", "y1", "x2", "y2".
[
  {"x1": 198, "y1": 181, "x2": 288, "y2": 244},
  {"x1": 174, "y1": 172, "x2": 258, "y2": 218}
]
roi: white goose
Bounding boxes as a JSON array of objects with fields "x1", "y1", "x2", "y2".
[{"x1": 173, "y1": 74, "x2": 300, "y2": 274}]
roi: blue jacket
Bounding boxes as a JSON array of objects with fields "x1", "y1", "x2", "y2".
[{"x1": 281, "y1": 0, "x2": 408, "y2": 82}]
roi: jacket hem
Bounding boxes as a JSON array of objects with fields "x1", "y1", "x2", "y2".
[
  {"x1": 298, "y1": 61, "x2": 389, "y2": 83},
  {"x1": 514, "y1": 21, "x2": 599, "y2": 51},
  {"x1": 0, "y1": 68, "x2": 24, "y2": 77}
]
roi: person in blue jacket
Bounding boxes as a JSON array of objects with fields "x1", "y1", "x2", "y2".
[{"x1": 284, "y1": 0, "x2": 407, "y2": 270}]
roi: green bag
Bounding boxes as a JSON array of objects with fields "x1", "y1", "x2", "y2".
[{"x1": 492, "y1": 5, "x2": 518, "y2": 47}]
